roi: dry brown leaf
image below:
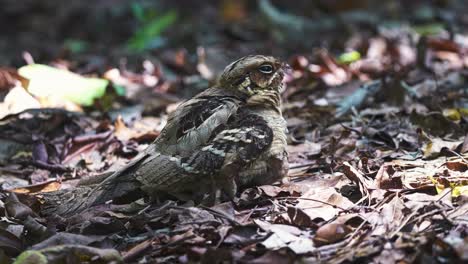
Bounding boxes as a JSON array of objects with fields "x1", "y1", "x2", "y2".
[
  {"x1": 114, "y1": 115, "x2": 135, "y2": 141},
  {"x1": 4, "y1": 193, "x2": 34, "y2": 220},
  {"x1": 221, "y1": 0, "x2": 247, "y2": 22},
  {"x1": 366, "y1": 196, "x2": 406, "y2": 236},
  {"x1": 287, "y1": 141, "x2": 322, "y2": 156},
  {"x1": 375, "y1": 164, "x2": 403, "y2": 189},
  {"x1": 313, "y1": 213, "x2": 362, "y2": 246},
  {"x1": 314, "y1": 223, "x2": 352, "y2": 246},
  {"x1": 257, "y1": 186, "x2": 284, "y2": 198},
  {"x1": 341, "y1": 162, "x2": 375, "y2": 199},
  {"x1": 0, "y1": 67, "x2": 29, "y2": 90},
  {"x1": 404, "y1": 192, "x2": 438, "y2": 209},
  {"x1": 422, "y1": 137, "x2": 462, "y2": 159},
  {"x1": 446, "y1": 159, "x2": 468, "y2": 172},
  {"x1": 255, "y1": 219, "x2": 315, "y2": 254},
  {"x1": 295, "y1": 187, "x2": 353, "y2": 222},
  {"x1": 257, "y1": 184, "x2": 302, "y2": 198},
  {"x1": 0, "y1": 84, "x2": 41, "y2": 119},
  {"x1": 341, "y1": 162, "x2": 375, "y2": 189},
  {"x1": 123, "y1": 239, "x2": 153, "y2": 262},
  {"x1": 9, "y1": 180, "x2": 61, "y2": 194},
  {"x1": 287, "y1": 206, "x2": 317, "y2": 228}
]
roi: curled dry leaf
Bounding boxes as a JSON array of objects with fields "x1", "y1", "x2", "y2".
[
  {"x1": 257, "y1": 185, "x2": 284, "y2": 197},
  {"x1": 421, "y1": 137, "x2": 463, "y2": 159},
  {"x1": 313, "y1": 223, "x2": 352, "y2": 246},
  {"x1": 123, "y1": 239, "x2": 153, "y2": 262},
  {"x1": 8, "y1": 180, "x2": 61, "y2": 194},
  {"x1": 255, "y1": 219, "x2": 315, "y2": 254},
  {"x1": 257, "y1": 184, "x2": 302, "y2": 198},
  {"x1": 341, "y1": 162, "x2": 375, "y2": 198},
  {"x1": 114, "y1": 115, "x2": 134, "y2": 142},
  {"x1": 313, "y1": 213, "x2": 363, "y2": 246},
  {"x1": 4, "y1": 193, "x2": 34, "y2": 220},
  {"x1": 0, "y1": 228, "x2": 23, "y2": 256},
  {"x1": 313, "y1": 213, "x2": 362, "y2": 246},
  {"x1": 445, "y1": 158, "x2": 468, "y2": 172},
  {"x1": 375, "y1": 164, "x2": 403, "y2": 189},
  {"x1": 0, "y1": 84, "x2": 41, "y2": 119},
  {"x1": 366, "y1": 196, "x2": 406, "y2": 236},
  {"x1": 294, "y1": 187, "x2": 354, "y2": 222},
  {"x1": 0, "y1": 67, "x2": 29, "y2": 90},
  {"x1": 287, "y1": 206, "x2": 318, "y2": 228}
]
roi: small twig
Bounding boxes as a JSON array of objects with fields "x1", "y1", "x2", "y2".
[
  {"x1": 373, "y1": 192, "x2": 397, "y2": 210},
  {"x1": 435, "y1": 188, "x2": 453, "y2": 203},
  {"x1": 339, "y1": 124, "x2": 362, "y2": 136},
  {"x1": 348, "y1": 219, "x2": 369, "y2": 241},
  {"x1": 30, "y1": 160, "x2": 70, "y2": 172},
  {"x1": 445, "y1": 149, "x2": 468, "y2": 164},
  {"x1": 123, "y1": 239, "x2": 153, "y2": 263},
  {"x1": 150, "y1": 235, "x2": 196, "y2": 255},
  {"x1": 276, "y1": 197, "x2": 348, "y2": 211},
  {"x1": 390, "y1": 205, "x2": 422, "y2": 238},
  {"x1": 199, "y1": 205, "x2": 242, "y2": 226},
  {"x1": 288, "y1": 162, "x2": 315, "y2": 170},
  {"x1": 137, "y1": 204, "x2": 152, "y2": 215}
]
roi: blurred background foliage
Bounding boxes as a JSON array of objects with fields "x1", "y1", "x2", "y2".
[{"x1": 1, "y1": 0, "x2": 466, "y2": 66}]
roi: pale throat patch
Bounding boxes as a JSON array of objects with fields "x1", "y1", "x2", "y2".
[
  {"x1": 239, "y1": 76, "x2": 255, "y2": 95},
  {"x1": 238, "y1": 70, "x2": 280, "y2": 95}
]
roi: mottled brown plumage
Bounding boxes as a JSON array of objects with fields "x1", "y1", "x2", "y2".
[{"x1": 41, "y1": 55, "x2": 288, "y2": 216}]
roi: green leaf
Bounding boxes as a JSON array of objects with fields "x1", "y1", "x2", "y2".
[
  {"x1": 113, "y1": 84, "x2": 127, "y2": 96},
  {"x1": 337, "y1": 51, "x2": 361, "y2": 64},
  {"x1": 127, "y1": 10, "x2": 177, "y2": 52},
  {"x1": 18, "y1": 64, "x2": 108, "y2": 106},
  {"x1": 412, "y1": 23, "x2": 445, "y2": 36},
  {"x1": 130, "y1": 2, "x2": 145, "y2": 22},
  {"x1": 64, "y1": 39, "x2": 88, "y2": 54}
]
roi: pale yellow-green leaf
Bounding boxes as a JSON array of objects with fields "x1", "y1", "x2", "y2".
[
  {"x1": 428, "y1": 175, "x2": 468, "y2": 198},
  {"x1": 452, "y1": 185, "x2": 468, "y2": 197},
  {"x1": 13, "y1": 250, "x2": 47, "y2": 264},
  {"x1": 428, "y1": 175, "x2": 445, "y2": 194},
  {"x1": 18, "y1": 64, "x2": 108, "y2": 106},
  {"x1": 337, "y1": 51, "x2": 361, "y2": 64},
  {"x1": 443, "y1": 108, "x2": 462, "y2": 121}
]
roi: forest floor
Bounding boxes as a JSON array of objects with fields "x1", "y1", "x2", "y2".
[{"x1": 0, "y1": 1, "x2": 467, "y2": 263}]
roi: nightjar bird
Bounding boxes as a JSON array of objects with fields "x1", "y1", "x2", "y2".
[{"x1": 42, "y1": 55, "x2": 289, "y2": 216}]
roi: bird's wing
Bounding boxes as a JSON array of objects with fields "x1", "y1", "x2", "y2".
[
  {"x1": 138, "y1": 110, "x2": 274, "y2": 191},
  {"x1": 154, "y1": 90, "x2": 242, "y2": 155},
  {"x1": 90, "y1": 90, "x2": 243, "y2": 202},
  {"x1": 187, "y1": 110, "x2": 274, "y2": 172}
]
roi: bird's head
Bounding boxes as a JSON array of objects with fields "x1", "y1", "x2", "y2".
[{"x1": 219, "y1": 55, "x2": 286, "y2": 96}]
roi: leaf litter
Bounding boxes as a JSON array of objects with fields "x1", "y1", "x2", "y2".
[{"x1": 0, "y1": 1, "x2": 468, "y2": 263}]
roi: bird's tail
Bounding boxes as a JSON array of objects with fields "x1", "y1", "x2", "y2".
[{"x1": 40, "y1": 154, "x2": 147, "y2": 217}]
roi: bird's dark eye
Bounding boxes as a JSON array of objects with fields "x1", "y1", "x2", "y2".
[{"x1": 258, "y1": 64, "x2": 273, "y2": 74}]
